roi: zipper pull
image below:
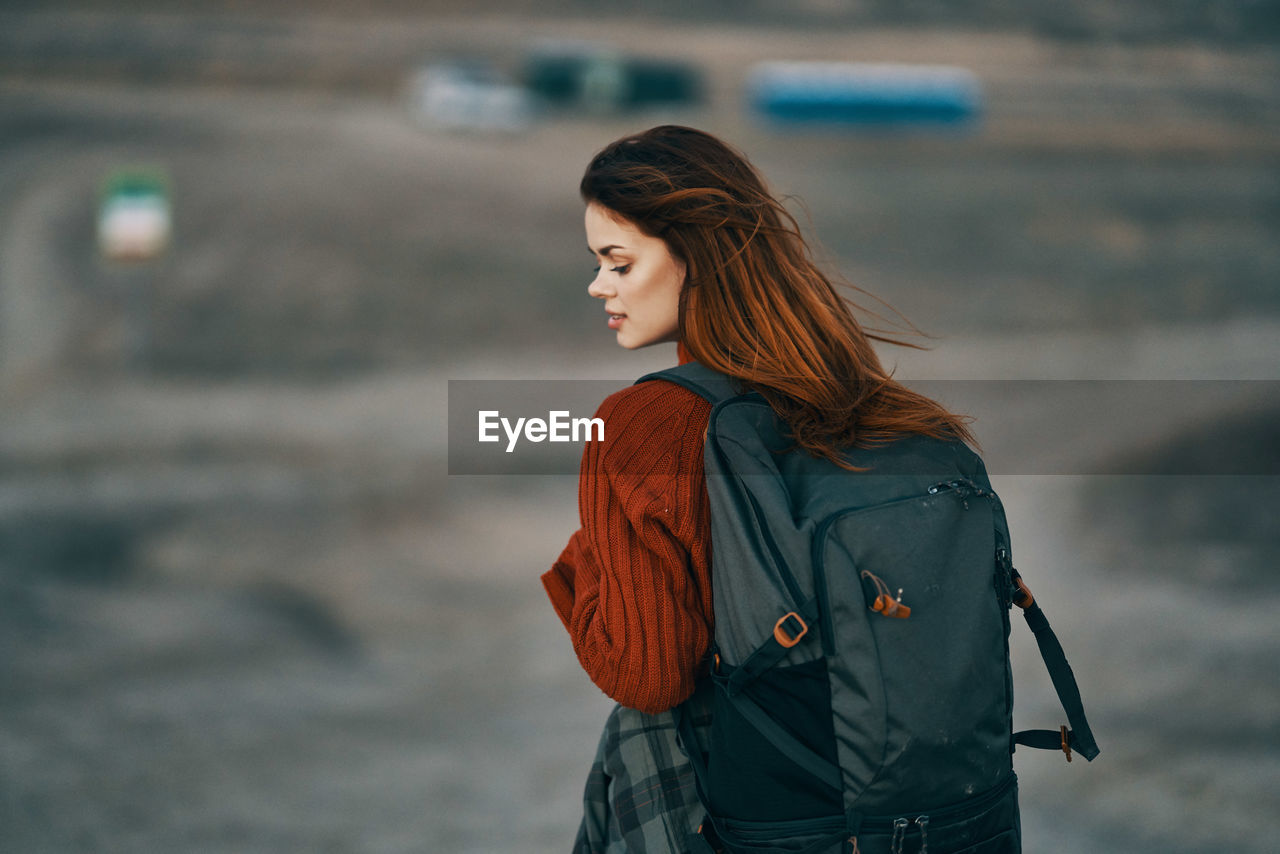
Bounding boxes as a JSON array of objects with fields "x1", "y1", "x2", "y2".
[
  {"x1": 927, "y1": 479, "x2": 959, "y2": 495},
  {"x1": 861, "y1": 571, "x2": 911, "y2": 619},
  {"x1": 890, "y1": 817, "x2": 909, "y2": 854}
]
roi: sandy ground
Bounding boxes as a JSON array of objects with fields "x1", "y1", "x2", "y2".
[{"x1": 2, "y1": 12, "x2": 1279, "y2": 853}]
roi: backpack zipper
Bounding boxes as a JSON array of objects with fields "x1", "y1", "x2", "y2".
[
  {"x1": 926, "y1": 477, "x2": 989, "y2": 509},
  {"x1": 853, "y1": 773, "x2": 1016, "y2": 835}
]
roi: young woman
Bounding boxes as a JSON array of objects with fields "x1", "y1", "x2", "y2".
[{"x1": 543, "y1": 126, "x2": 976, "y2": 853}]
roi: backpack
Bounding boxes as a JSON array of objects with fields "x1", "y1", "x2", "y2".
[{"x1": 636, "y1": 363, "x2": 1099, "y2": 854}]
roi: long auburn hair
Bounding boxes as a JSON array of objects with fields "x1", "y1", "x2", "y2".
[{"x1": 580, "y1": 125, "x2": 974, "y2": 464}]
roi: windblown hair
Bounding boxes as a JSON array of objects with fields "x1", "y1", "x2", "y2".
[{"x1": 580, "y1": 125, "x2": 974, "y2": 464}]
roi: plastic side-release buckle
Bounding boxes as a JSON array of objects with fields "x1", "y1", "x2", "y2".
[{"x1": 773, "y1": 612, "x2": 809, "y2": 648}]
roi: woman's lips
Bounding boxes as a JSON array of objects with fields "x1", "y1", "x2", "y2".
[{"x1": 608, "y1": 314, "x2": 626, "y2": 330}]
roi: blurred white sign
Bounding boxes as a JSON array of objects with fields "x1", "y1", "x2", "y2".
[{"x1": 98, "y1": 170, "x2": 172, "y2": 262}]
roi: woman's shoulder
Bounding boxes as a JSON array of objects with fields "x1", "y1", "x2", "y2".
[
  {"x1": 585, "y1": 379, "x2": 712, "y2": 473},
  {"x1": 593, "y1": 377, "x2": 712, "y2": 426}
]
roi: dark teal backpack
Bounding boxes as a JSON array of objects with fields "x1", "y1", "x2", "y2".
[{"x1": 637, "y1": 363, "x2": 1099, "y2": 854}]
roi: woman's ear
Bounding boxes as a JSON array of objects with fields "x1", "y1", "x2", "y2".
[{"x1": 675, "y1": 256, "x2": 688, "y2": 286}]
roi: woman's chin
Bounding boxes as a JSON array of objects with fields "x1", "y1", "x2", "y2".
[
  {"x1": 615, "y1": 328, "x2": 680, "y2": 350},
  {"x1": 618, "y1": 334, "x2": 665, "y2": 350}
]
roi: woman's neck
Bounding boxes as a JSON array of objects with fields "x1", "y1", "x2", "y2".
[{"x1": 677, "y1": 340, "x2": 694, "y2": 365}]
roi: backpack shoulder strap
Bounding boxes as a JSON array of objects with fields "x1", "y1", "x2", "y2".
[{"x1": 636, "y1": 362, "x2": 744, "y2": 406}]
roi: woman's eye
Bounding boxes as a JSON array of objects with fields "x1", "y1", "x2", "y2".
[{"x1": 611, "y1": 265, "x2": 631, "y2": 274}]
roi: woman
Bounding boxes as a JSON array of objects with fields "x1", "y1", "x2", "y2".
[{"x1": 543, "y1": 126, "x2": 975, "y2": 853}]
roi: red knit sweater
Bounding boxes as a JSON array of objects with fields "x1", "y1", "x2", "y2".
[{"x1": 542, "y1": 352, "x2": 714, "y2": 714}]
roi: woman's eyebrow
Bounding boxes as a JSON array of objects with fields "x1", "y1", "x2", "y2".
[{"x1": 588, "y1": 244, "x2": 626, "y2": 257}]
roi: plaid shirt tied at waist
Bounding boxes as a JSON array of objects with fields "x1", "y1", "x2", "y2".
[{"x1": 573, "y1": 688, "x2": 713, "y2": 854}]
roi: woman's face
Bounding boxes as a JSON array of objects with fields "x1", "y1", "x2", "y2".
[{"x1": 585, "y1": 202, "x2": 685, "y2": 350}]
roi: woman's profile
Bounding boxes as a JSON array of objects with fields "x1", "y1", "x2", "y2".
[{"x1": 543, "y1": 125, "x2": 1019, "y2": 854}]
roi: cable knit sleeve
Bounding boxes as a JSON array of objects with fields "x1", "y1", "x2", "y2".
[{"x1": 542, "y1": 379, "x2": 713, "y2": 715}]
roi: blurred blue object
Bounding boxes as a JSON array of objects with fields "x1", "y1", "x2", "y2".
[{"x1": 748, "y1": 62, "x2": 982, "y2": 128}]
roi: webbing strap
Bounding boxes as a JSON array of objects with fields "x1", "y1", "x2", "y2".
[
  {"x1": 678, "y1": 684, "x2": 847, "y2": 852},
  {"x1": 1013, "y1": 728, "x2": 1092, "y2": 757},
  {"x1": 720, "y1": 686, "x2": 844, "y2": 790},
  {"x1": 636, "y1": 363, "x2": 743, "y2": 405},
  {"x1": 674, "y1": 695, "x2": 718, "y2": 854},
  {"x1": 723, "y1": 598, "x2": 821, "y2": 697},
  {"x1": 1018, "y1": 600, "x2": 1101, "y2": 761},
  {"x1": 674, "y1": 697, "x2": 711, "y2": 790},
  {"x1": 684, "y1": 830, "x2": 717, "y2": 854}
]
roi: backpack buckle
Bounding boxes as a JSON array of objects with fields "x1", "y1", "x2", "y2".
[{"x1": 773, "y1": 612, "x2": 809, "y2": 648}]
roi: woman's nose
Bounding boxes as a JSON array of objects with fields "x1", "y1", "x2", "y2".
[{"x1": 587, "y1": 271, "x2": 610, "y2": 299}]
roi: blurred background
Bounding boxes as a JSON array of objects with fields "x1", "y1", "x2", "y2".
[{"x1": 1, "y1": 2, "x2": 1278, "y2": 852}]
